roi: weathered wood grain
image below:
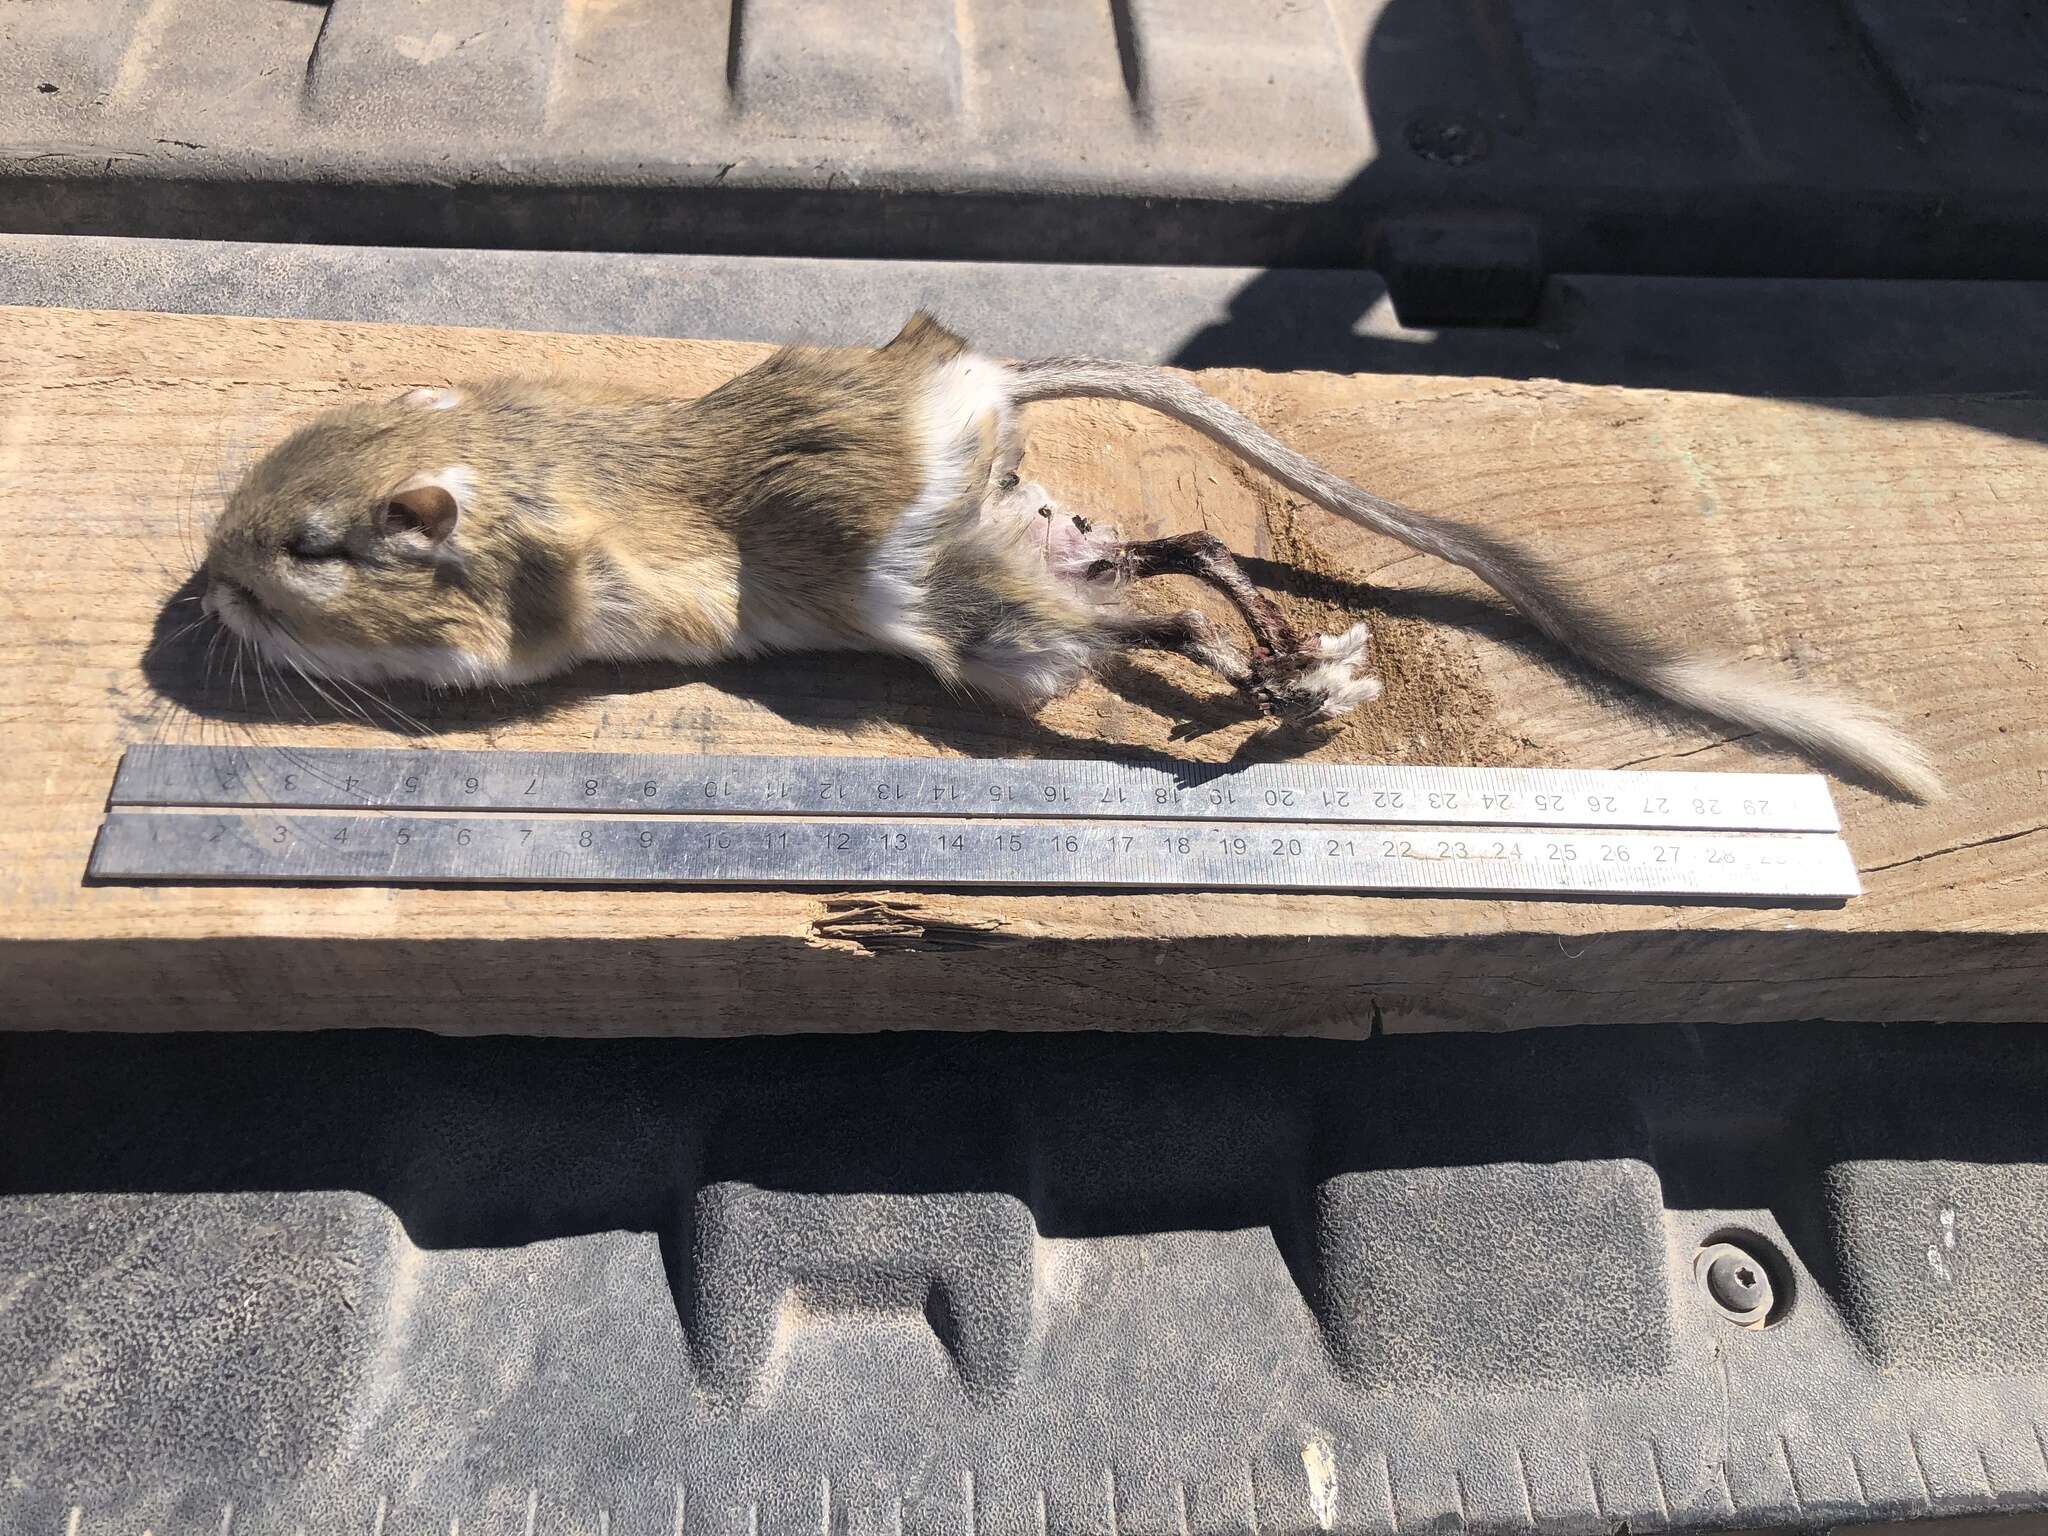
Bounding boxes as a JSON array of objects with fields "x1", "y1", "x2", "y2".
[{"x1": 2, "y1": 306, "x2": 2042, "y2": 1034}]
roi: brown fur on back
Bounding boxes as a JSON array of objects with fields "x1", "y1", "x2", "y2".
[{"x1": 674, "y1": 312, "x2": 973, "y2": 650}]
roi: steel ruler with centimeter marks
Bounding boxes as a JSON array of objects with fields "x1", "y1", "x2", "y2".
[{"x1": 87, "y1": 743, "x2": 1862, "y2": 900}]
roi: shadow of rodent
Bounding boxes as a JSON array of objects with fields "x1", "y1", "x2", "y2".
[
  {"x1": 139, "y1": 555, "x2": 1894, "y2": 790},
  {"x1": 137, "y1": 566, "x2": 1336, "y2": 770}
]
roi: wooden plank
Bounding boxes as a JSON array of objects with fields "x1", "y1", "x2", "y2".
[{"x1": 1, "y1": 305, "x2": 2042, "y2": 1035}]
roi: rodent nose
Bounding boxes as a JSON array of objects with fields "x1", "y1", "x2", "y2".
[{"x1": 203, "y1": 577, "x2": 256, "y2": 615}]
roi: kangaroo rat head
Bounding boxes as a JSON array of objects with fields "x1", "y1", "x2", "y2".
[{"x1": 203, "y1": 386, "x2": 573, "y2": 686}]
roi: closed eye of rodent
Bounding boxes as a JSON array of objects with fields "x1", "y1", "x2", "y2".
[{"x1": 288, "y1": 540, "x2": 350, "y2": 562}]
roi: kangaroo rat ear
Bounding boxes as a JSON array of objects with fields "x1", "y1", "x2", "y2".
[
  {"x1": 397, "y1": 385, "x2": 464, "y2": 411},
  {"x1": 383, "y1": 468, "x2": 470, "y2": 545}
]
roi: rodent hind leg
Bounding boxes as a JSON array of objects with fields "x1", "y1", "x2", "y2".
[
  {"x1": 957, "y1": 485, "x2": 1377, "y2": 721},
  {"x1": 1109, "y1": 609, "x2": 1256, "y2": 689},
  {"x1": 943, "y1": 586, "x2": 1260, "y2": 714},
  {"x1": 1094, "y1": 532, "x2": 1382, "y2": 722},
  {"x1": 1093, "y1": 531, "x2": 1301, "y2": 659},
  {"x1": 947, "y1": 583, "x2": 1376, "y2": 726}
]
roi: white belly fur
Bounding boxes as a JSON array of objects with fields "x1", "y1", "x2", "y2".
[{"x1": 860, "y1": 352, "x2": 1009, "y2": 658}]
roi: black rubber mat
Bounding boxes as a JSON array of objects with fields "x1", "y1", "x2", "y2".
[
  {"x1": 5, "y1": 0, "x2": 2048, "y2": 288},
  {"x1": 4, "y1": 1024, "x2": 2045, "y2": 1532}
]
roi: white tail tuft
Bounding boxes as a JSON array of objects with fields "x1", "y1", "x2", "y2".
[{"x1": 1656, "y1": 661, "x2": 1944, "y2": 802}]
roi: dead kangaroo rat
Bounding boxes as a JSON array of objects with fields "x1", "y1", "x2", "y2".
[{"x1": 200, "y1": 313, "x2": 1940, "y2": 800}]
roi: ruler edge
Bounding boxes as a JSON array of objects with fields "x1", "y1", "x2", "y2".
[
  {"x1": 87, "y1": 807, "x2": 1864, "y2": 901},
  {"x1": 106, "y1": 743, "x2": 1846, "y2": 834}
]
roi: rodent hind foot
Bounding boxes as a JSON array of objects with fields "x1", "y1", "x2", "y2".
[{"x1": 1249, "y1": 623, "x2": 1381, "y2": 722}]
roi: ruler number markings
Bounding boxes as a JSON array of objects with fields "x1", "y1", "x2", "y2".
[
  {"x1": 90, "y1": 811, "x2": 1857, "y2": 898},
  {"x1": 109, "y1": 745, "x2": 1837, "y2": 833},
  {"x1": 94, "y1": 746, "x2": 1854, "y2": 897}
]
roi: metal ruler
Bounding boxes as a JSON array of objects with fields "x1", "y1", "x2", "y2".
[{"x1": 89, "y1": 744, "x2": 1861, "y2": 900}]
